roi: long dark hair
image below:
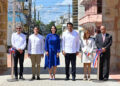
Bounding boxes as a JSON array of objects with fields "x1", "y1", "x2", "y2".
[{"x1": 50, "y1": 25, "x2": 57, "y2": 33}]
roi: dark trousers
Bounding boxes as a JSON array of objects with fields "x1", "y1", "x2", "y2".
[
  {"x1": 99, "y1": 52, "x2": 110, "y2": 80},
  {"x1": 65, "y1": 53, "x2": 76, "y2": 78},
  {"x1": 13, "y1": 50, "x2": 24, "y2": 77}
]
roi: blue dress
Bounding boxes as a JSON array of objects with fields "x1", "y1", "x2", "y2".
[{"x1": 44, "y1": 33, "x2": 60, "y2": 69}]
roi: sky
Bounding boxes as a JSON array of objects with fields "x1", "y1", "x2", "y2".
[{"x1": 32, "y1": 0, "x2": 72, "y2": 24}]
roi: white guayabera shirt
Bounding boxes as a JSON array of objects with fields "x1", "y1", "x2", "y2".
[
  {"x1": 62, "y1": 30, "x2": 80, "y2": 53},
  {"x1": 28, "y1": 34, "x2": 44, "y2": 54},
  {"x1": 11, "y1": 32, "x2": 26, "y2": 50}
]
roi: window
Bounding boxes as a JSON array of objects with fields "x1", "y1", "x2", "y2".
[{"x1": 97, "y1": 0, "x2": 102, "y2": 14}]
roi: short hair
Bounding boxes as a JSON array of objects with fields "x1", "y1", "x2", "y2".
[
  {"x1": 67, "y1": 22, "x2": 73, "y2": 27},
  {"x1": 83, "y1": 30, "x2": 90, "y2": 40},
  {"x1": 34, "y1": 26, "x2": 39, "y2": 30},
  {"x1": 50, "y1": 25, "x2": 57, "y2": 33},
  {"x1": 16, "y1": 24, "x2": 22, "y2": 29}
]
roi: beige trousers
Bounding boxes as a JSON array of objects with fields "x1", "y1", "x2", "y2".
[{"x1": 30, "y1": 54, "x2": 42, "y2": 76}]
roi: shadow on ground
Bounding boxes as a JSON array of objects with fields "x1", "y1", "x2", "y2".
[{"x1": 1, "y1": 67, "x2": 97, "y2": 75}]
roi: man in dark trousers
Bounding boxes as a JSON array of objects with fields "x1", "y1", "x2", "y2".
[
  {"x1": 11, "y1": 25, "x2": 26, "y2": 80},
  {"x1": 62, "y1": 22, "x2": 80, "y2": 81},
  {"x1": 95, "y1": 25, "x2": 112, "y2": 81}
]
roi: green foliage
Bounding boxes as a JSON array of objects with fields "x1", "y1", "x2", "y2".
[{"x1": 56, "y1": 24, "x2": 62, "y2": 35}]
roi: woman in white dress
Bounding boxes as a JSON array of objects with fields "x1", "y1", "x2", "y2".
[{"x1": 81, "y1": 30, "x2": 95, "y2": 81}]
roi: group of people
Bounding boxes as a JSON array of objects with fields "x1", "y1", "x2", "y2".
[{"x1": 11, "y1": 22, "x2": 112, "y2": 81}]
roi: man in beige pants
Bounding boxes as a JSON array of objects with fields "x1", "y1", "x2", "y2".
[{"x1": 28, "y1": 26, "x2": 44, "y2": 80}]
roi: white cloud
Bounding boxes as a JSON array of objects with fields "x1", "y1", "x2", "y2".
[{"x1": 56, "y1": 0, "x2": 72, "y2": 5}]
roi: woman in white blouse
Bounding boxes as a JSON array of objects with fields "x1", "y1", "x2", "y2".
[{"x1": 81, "y1": 30, "x2": 95, "y2": 81}]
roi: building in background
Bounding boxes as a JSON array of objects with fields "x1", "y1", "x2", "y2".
[
  {"x1": 55, "y1": 13, "x2": 73, "y2": 31},
  {"x1": 102, "y1": 0, "x2": 120, "y2": 71},
  {"x1": 7, "y1": 0, "x2": 28, "y2": 47},
  {"x1": 78, "y1": 0, "x2": 102, "y2": 36},
  {"x1": 0, "y1": 0, "x2": 8, "y2": 70},
  {"x1": 72, "y1": 0, "x2": 78, "y2": 29}
]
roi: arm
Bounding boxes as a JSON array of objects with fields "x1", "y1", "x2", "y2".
[
  {"x1": 76, "y1": 35, "x2": 80, "y2": 52},
  {"x1": 89, "y1": 39, "x2": 95, "y2": 53},
  {"x1": 80, "y1": 39, "x2": 86, "y2": 53},
  {"x1": 105, "y1": 35, "x2": 112, "y2": 50},
  {"x1": 41, "y1": 37, "x2": 45, "y2": 54},
  {"x1": 28, "y1": 36, "x2": 31, "y2": 54},
  {"x1": 95, "y1": 35, "x2": 101, "y2": 49},
  {"x1": 11, "y1": 33, "x2": 16, "y2": 48},
  {"x1": 45, "y1": 35, "x2": 49, "y2": 52},
  {"x1": 20, "y1": 35, "x2": 26, "y2": 50},
  {"x1": 62, "y1": 33, "x2": 65, "y2": 52},
  {"x1": 57, "y1": 36, "x2": 60, "y2": 53}
]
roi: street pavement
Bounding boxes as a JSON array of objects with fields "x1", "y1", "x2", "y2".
[{"x1": 0, "y1": 53, "x2": 120, "y2": 86}]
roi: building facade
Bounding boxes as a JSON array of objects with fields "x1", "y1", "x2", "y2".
[
  {"x1": 0, "y1": 0, "x2": 8, "y2": 70},
  {"x1": 102, "y1": 0, "x2": 120, "y2": 71},
  {"x1": 79, "y1": 0, "x2": 102, "y2": 35}
]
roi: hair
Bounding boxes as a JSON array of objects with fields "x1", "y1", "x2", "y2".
[
  {"x1": 34, "y1": 26, "x2": 39, "y2": 30},
  {"x1": 50, "y1": 25, "x2": 57, "y2": 33},
  {"x1": 67, "y1": 22, "x2": 73, "y2": 27},
  {"x1": 83, "y1": 30, "x2": 91, "y2": 40}
]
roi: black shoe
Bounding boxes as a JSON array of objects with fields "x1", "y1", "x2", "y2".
[
  {"x1": 37, "y1": 76, "x2": 40, "y2": 80},
  {"x1": 14, "y1": 77, "x2": 18, "y2": 81},
  {"x1": 30, "y1": 76, "x2": 35, "y2": 81},
  {"x1": 99, "y1": 77, "x2": 104, "y2": 81},
  {"x1": 103, "y1": 78, "x2": 108, "y2": 81},
  {"x1": 72, "y1": 77, "x2": 76, "y2": 81},
  {"x1": 19, "y1": 76, "x2": 25, "y2": 80},
  {"x1": 65, "y1": 77, "x2": 69, "y2": 80}
]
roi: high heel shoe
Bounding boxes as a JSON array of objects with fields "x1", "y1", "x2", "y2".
[
  {"x1": 83, "y1": 76, "x2": 87, "y2": 81},
  {"x1": 88, "y1": 76, "x2": 91, "y2": 81},
  {"x1": 53, "y1": 74, "x2": 55, "y2": 80},
  {"x1": 49, "y1": 74, "x2": 53, "y2": 80}
]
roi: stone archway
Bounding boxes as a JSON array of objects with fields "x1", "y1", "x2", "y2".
[{"x1": 0, "y1": 0, "x2": 8, "y2": 70}]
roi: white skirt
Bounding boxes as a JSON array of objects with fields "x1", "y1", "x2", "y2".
[{"x1": 81, "y1": 52, "x2": 94, "y2": 63}]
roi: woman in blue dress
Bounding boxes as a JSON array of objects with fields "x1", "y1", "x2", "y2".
[{"x1": 44, "y1": 25, "x2": 60, "y2": 80}]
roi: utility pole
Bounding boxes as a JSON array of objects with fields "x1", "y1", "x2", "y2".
[
  {"x1": 34, "y1": 2, "x2": 36, "y2": 22},
  {"x1": 13, "y1": 0, "x2": 16, "y2": 32},
  {"x1": 68, "y1": 4, "x2": 70, "y2": 22},
  {"x1": 28, "y1": 0, "x2": 32, "y2": 35},
  {"x1": 38, "y1": 11, "x2": 39, "y2": 21}
]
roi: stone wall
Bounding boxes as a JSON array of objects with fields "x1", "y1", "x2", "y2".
[
  {"x1": 0, "y1": 0, "x2": 8, "y2": 70},
  {"x1": 102, "y1": 0, "x2": 120, "y2": 71}
]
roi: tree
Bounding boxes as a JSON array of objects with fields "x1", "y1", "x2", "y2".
[{"x1": 56, "y1": 24, "x2": 62, "y2": 36}]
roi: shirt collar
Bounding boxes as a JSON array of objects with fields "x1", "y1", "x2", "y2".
[
  {"x1": 102, "y1": 33, "x2": 106, "y2": 36},
  {"x1": 66, "y1": 30, "x2": 74, "y2": 34},
  {"x1": 16, "y1": 32, "x2": 21, "y2": 35},
  {"x1": 34, "y1": 34, "x2": 39, "y2": 36}
]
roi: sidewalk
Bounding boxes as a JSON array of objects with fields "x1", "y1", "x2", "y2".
[{"x1": 0, "y1": 53, "x2": 119, "y2": 86}]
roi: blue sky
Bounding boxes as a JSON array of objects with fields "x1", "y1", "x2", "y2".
[{"x1": 32, "y1": 0, "x2": 72, "y2": 24}]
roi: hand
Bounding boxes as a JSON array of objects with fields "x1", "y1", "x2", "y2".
[
  {"x1": 46, "y1": 52, "x2": 49, "y2": 56},
  {"x1": 76, "y1": 52, "x2": 79, "y2": 56},
  {"x1": 28, "y1": 54, "x2": 31, "y2": 58},
  {"x1": 102, "y1": 48, "x2": 106, "y2": 53},
  {"x1": 41, "y1": 54, "x2": 44, "y2": 58},
  {"x1": 17, "y1": 49, "x2": 23, "y2": 54},
  {"x1": 57, "y1": 53, "x2": 59, "y2": 58},
  {"x1": 62, "y1": 51, "x2": 66, "y2": 56}
]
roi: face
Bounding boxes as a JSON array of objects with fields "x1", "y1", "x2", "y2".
[
  {"x1": 51, "y1": 26, "x2": 56, "y2": 34},
  {"x1": 16, "y1": 27, "x2": 22, "y2": 33},
  {"x1": 100, "y1": 26, "x2": 106, "y2": 34},
  {"x1": 34, "y1": 27, "x2": 39, "y2": 34},
  {"x1": 86, "y1": 32, "x2": 90, "y2": 39},
  {"x1": 67, "y1": 24, "x2": 73, "y2": 32}
]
